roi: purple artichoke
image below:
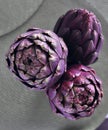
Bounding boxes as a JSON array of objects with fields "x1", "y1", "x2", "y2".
[
  {"x1": 47, "y1": 65, "x2": 103, "y2": 120},
  {"x1": 6, "y1": 28, "x2": 68, "y2": 90},
  {"x1": 54, "y1": 9, "x2": 104, "y2": 65}
]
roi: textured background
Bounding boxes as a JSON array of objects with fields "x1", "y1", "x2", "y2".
[
  {"x1": 0, "y1": 0, "x2": 43, "y2": 36},
  {"x1": 0, "y1": 0, "x2": 108, "y2": 130}
]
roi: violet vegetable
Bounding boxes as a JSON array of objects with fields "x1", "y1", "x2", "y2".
[
  {"x1": 54, "y1": 9, "x2": 104, "y2": 65},
  {"x1": 47, "y1": 64, "x2": 103, "y2": 120},
  {"x1": 6, "y1": 28, "x2": 68, "y2": 90}
]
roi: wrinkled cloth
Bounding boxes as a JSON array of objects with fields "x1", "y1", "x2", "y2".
[{"x1": 96, "y1": 118, "x2": 108, "y2": 130}]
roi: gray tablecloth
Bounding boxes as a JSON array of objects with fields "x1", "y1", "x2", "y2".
[{"x1": 0, "y1": 0, "x2": 108, "y2": 130}]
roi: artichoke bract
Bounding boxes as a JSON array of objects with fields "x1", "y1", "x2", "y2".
[
  {"x1": 54, "y1": 9, "x2": 104, "y2": 65},
  {"x1": 6, "y1": 28, "x2": 68, "y2": 90},
  {"x1": 47, "y1": 65, "x2": 103, "y2": 120}
]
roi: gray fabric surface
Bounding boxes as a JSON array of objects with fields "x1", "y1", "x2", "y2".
[
  {"x1": 0, "y1": 0, "x2": 43, "y2": 36},
  {"x1": 86, "y1": 0, "x2": 108, "y2": 22},
  {"x1": 0, "y1": 0, "x2": 108, "y2": 130}
]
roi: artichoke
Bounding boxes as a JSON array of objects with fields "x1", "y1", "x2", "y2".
[
  {"x1": 47, "y1": 64, "x2": 103, "y2": 120},
  {"x1": 6, "y1": 28, "x2": 68, "y2": 90},
  {"x1": 54, "y1": 9, "x2": 104, "y2": 65}
]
